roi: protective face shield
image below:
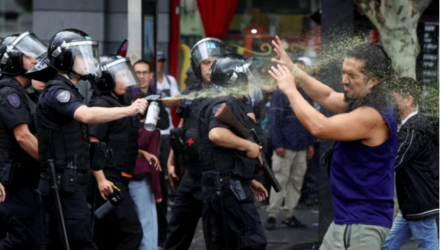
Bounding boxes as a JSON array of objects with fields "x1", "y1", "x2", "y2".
[
  {"x1": 0, "y1": 32, "x2": 47, "y2": 76},
  {"x1": 102, "y1": 57, "x2": 139, "y2": 89},
  {"x1": 67, "y1": 40, "x2": 101, "y2": 78},
  {"x1": 190, "y1": 38, "x2": 226, "y2": 79},
  {"x1": 236, "y1": 57, "x2": 261, "y2": 88},
  {"x1": 12, "y1": 32, "x2": 47, "y2": 61},
  {"x1": 210, "y1": 54, "x2": 261, "y2": 90}
]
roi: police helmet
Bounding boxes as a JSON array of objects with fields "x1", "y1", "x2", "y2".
[
  {"x1": 0, "y1": 32, "x2": 47, "y2": 76},
  {"x1": 46, "y1": 29, "x2": 101, "y2": 79},
  {"x1": 94, "y1": 54, "x2": 139, "y2": 94},
  {"x1": 210, "y1": 54, "x2": 259, "y2": 89},
  {"x1": 190, "y1": 38, "x2": 226, "y2": 79}
]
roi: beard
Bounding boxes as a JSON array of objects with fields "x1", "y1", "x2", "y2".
[{"x1": 343, "y1": 91, "x2": 351, "y2": 102}]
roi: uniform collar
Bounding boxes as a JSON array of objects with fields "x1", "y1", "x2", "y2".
[
  {"x1": 0, "y1": 75, "x2": 22, "y2": 87},
  {"x1": 53, "y1": 74, "x2": 77, "y2": 90}
]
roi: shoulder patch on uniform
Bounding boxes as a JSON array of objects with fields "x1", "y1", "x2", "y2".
[
  {"x1": 212, "y1": 104, "x2": 222, "y2": 115},
  {"x1": 6, "y1": 93, "x2": 20, "y2": 108},
  {"x1": 56, "y1": 90, "x2": 71, "y2": 103}
]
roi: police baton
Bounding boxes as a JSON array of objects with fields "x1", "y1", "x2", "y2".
[
  {"x1": 47, "y1": 159, "x2": 70, "y2": 250},
  {"x1": 214, "y1": 174, "x2": 230, "y2": 250},
  {"x1": 214, "y1": 103, "x2": 282, "y2": 192}
]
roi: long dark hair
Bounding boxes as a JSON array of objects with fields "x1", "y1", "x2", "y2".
[{"x1": 345, "y1": 43, "x2": 400, "y2": 122}]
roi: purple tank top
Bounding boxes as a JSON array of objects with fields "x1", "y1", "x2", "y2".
[{"x1": 330, "y1": 104, "x2": 398, "y2": 228}]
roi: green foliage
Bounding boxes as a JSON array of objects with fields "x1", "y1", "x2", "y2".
[{"x1": 422, "y1": 83, "x2": 439, "y2": 122}]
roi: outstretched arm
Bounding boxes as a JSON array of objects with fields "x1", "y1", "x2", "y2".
[
  {"x1": 269, "y1": 65, "x2": 387, "y2": 144},
  {"x1": 74, "y1": 99, "x2": 148, "y2": 124}
]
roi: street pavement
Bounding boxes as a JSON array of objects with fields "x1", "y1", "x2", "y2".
[{"x1": 184, "y1": 202, "x2": 419, "y2": 250}]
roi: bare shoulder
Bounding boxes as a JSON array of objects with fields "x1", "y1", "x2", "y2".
[
  {"x1": 351, "y1": 106, "x2": 390, "y2": 146},
  {"x1": 350, "y1": 106, "x2": 384, "y2": 125}
]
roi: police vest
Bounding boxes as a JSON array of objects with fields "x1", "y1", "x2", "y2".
[
  {"x1": 0, "y1": 77, "x2": 38, "y2": 175},
  {"x1": 175, "y1": 96, "x2": 208, "y2": 176},
  {"x1": 37, "y1": 80, "x2": 90, "y2": 171},
  {"x1": 197, "y1": 97, "x2": 259, "y2": 180},
  {"x1": 89, "y1": 95, "x2": 139, "y2": 174}
]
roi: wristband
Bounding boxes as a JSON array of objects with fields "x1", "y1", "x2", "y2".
[{"x1": 291, "y1": 64, "x2": 298, "y2": 75}]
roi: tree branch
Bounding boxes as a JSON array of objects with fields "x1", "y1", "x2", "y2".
[
  {"x1": 354, "y1": 0, "x2": 382, "y2": 30},
  {"x1": 416, "y1": 0, "x2": 433, "y2": 14}
]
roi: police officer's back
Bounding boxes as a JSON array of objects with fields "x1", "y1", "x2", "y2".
[
  {"x1": 165, "y1": 38, "x2": 226, "y2": 250},
  {"x1": 197, "y1": 54, "x2": 267, "y2": 250}
]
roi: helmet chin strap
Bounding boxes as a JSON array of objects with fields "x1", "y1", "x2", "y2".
[
  {"x1": 24, "y1": 78, "x2": 32, "y2": 88},
  {"x1": 111, "y1": 90, "x2": 121, "y2": 98},
  {"x1": 67, "y1": 71, "x2": 79, "y2": 80}
]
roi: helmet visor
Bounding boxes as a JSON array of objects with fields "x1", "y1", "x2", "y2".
[
  {"x1": 12, "y1": 32, "x2": 47, "y2": 60},
  {"x1": 236, "y1": 57, "x2": 262, "y2": 88},
  {"x1": 191, "y1": 38, "x2": 225, "y2": 67},
  {"x1": 70, "y1": 41, "x2": 101, "y2": 77},
  {"x1": 102, "y1": 57, "x2": 139, "y2": 87}
]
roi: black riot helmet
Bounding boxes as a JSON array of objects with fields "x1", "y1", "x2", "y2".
[
  {"x1": 0, "y1": 32, "x2": 47, "y2": 76},
  {"x1": 45, "y1": 29, "x2": 101, "y2": 80},
  {"x1": 210, "y1": 54, "x2": 260, "y2": 89},
  {"x1": 94, "y1": 54, "x2": 139, "y2": 95},
  {"x1": 190, "y1": 38, "x2": 226, "y2": 79}
]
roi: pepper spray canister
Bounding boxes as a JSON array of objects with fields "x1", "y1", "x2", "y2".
[{"x1": 144, "y1": 95, "x2": 161, "y2": 131}]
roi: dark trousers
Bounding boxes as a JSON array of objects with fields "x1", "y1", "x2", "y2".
[
  {"x1": 94, "y1": 170, "x2": 143, "y2": 250},
  {"x1": 301, "y1": 141, "x2": 320, "y2": 202},
  {"x1": 0, "y1": 184, "x2": 43, "y2": 250},
  {"x1": 165, "y1": 172, "x2": 202, "y2": 250},
  {"x1": 158, "y1": 134, "x2": 171, "y2": 245},
  {"x1": 43, "y1": 184, "x2": 96, "y2": 250},
  {"x1": 202, "y1": 181, "x2": 266, "y2": 250}
]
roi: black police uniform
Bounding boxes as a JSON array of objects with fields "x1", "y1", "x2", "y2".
[
  {"x1": 0, "y1": 75, "x2": 43, "y2": 249},
  {"x1": 88, "y1": 94, "x2": 143, "y2": 250},
  {"x1": 37, "y1": 74, "x2": 96, "y2": 250},
  {"x1": 165, "y1": 84, "x2": 203, "y2": 250},
  {"x1": 165, "y1": 85, "x2": 256, "y2": 250},
  {"x1": 199, "y1": 96, "x2": 266, "y2": 250}
]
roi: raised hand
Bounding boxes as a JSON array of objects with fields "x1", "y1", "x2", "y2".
[
  {"x1": 268, "y1": 64, "x2": 297, "y2": 94},
  {"x1": 271, "y1": 36, "x2": 295, "y2": 71}
]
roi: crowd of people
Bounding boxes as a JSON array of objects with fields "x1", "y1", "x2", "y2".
[{"x1": 0, "y1": 27, "x2": 437, "y2": 250}]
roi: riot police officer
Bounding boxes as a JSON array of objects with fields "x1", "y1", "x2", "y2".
[
  {"x1": 88, "y1": 54, "x2": 145, "y2": 249},
  {"x1": 27, "y1": 29, "x2": 148, "y2": 250},
  {"x1": 197, "y1": 54, "x2": 267, "y2": 250},
  {"x1": 0, "y1": 31, "x2": 47, "y2": 249},
  {"x1": 165, "y1": 38, "x2": 226, "y2": 250}
]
